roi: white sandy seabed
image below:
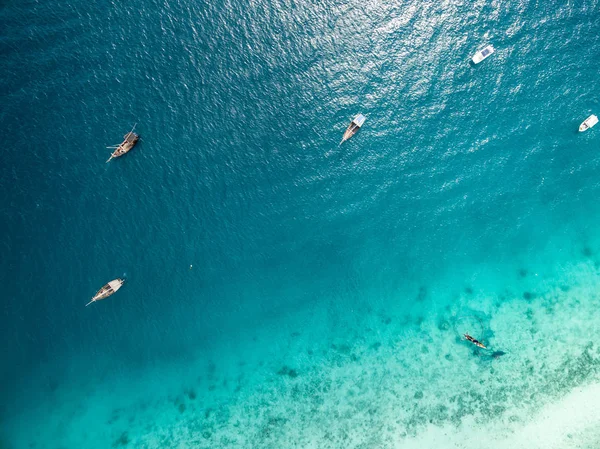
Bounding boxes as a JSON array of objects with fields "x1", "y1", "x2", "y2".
[
  {"x1": 408, "y1": 383, "x2": 600, "y2": 449},
  {"x1": 6, "y1": 258, "x2": 600, "y2": 449}
]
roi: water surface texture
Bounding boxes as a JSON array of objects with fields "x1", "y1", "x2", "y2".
[{"x1": 2, "y1": 0, "x2": 600, "y2": 447}]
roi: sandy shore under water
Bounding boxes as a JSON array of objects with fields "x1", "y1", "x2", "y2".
[
  {"x1": 5, "y1": 259, "x2": 600, "y2": 449},
  {"x1": 400, "y1": 382, "x2": 600, "y2": 449}
]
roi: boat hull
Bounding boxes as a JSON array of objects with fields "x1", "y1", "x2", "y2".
[
  {"x1": 111, "y1": 133, "x2": 140, "y2": 159},
  {"x1": 341, "y1": 114, "x2": 366, "y2": 143},
  {"x1": 472, "y1": 45, "x2": 494, "y2": 64},
  {"x1": 579, "y1": 115, "x2": 598, "y2": 132},
  {"x1": 89, "y1": 278, "x2": 124, "y2": 304},
  {"x1": 342, "y1": 127, "x2": 356, "y2": 142}
]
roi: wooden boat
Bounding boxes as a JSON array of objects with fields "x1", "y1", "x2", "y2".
[
  {"x1": 340, "y1": 114, "x2": 366, "y2": 144},
  {"x1": 86, "y1": 278, "x2": 124, "y2": 306},
  {"x1": 464, "y1": 333, "x2": 487, "y2": 349},
  {"x1": 579, "y1": 114, "x2": 598, "y2": 132},
  {"x1": 106, "y1": 124, "x2": 139, "y2": 162}
]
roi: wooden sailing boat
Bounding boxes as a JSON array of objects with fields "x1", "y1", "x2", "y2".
[
  {"x1": 340, "y1": 114, "x2": 366, "y2": 144},
  {"x1": 106, "y1": 124, "x2": 139, "y2": 162},
  {"x1": 86, "y1": 278, "x2": 125, "y2": 306}
]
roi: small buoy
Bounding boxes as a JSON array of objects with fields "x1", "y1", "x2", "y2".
[{"x1": 190, "y1": 265, "x2": 193, "y2": 269}]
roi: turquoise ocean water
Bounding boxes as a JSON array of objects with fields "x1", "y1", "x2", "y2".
[{"x1": 2, "y1": 0, "x2": 600, "y2": 447}]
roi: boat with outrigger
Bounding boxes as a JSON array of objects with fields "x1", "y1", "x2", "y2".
[
  {"x1": 106, "y1": 124, "x2": 139, "y2": 162},
  {"x1": 86, "y1": 278, "x2": 125, "y2": 306},
  {"x1": 340, "y1": 114, "x2": 366, "y2": 144},
  {"x1": 579, "y1": 114, "x2": 598, "y2": 132}
]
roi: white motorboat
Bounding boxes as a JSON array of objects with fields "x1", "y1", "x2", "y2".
[
  {"x1": 579, "y1": 114, "x2": 598, "y2": 132},
  {"x1": 341, "y1": 114, "x2": 366, "y2": 144},
  {"x1": 472, "y1": 45, "x2": 494, "y2": 64}
]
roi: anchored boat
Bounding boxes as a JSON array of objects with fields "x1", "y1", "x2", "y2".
[
  {"x1": 472, "y1": 45, "x2": 494, "y2": 64},
  {"x1": 340, "y1": 114, "x2": 366, "y2": 144},
  {"x1": 86, "y1": 278, "x2": 124, "y2": 306},
  {"x1": 579, "y1": 114, "x2": 598, "y2": 132},
  {"x1": 106, "y1": 125, "x2": 139, "y2": 162}
]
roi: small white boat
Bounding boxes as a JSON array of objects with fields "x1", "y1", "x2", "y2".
[
  {"x1": 341, "y1": 114, "x2": 366, "y2": 144},
  {"x1": 579, "y1": 114, "x2": 598, "y2": 132},
  {"x1": 472, "y1": 45, "x2": 494, "y2": 64},
  {"x1": 86, "y1": 278, "x2": 124, "y2": 306}
]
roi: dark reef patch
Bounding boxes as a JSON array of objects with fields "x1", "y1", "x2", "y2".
[
  {"x1": 523, "y1": 291, "x2": 535, "y2": 301},
  {"x1": 277, "y1": 366, "x2": 298, "y2": 378},
  {"x1": 525, "y1": 308, "x2": 534, "y2": 320},
  {"x1": 331, "y1": 343, "x2": 352, "y2": 354},
  {"x1": 186, "y1": 388, "x2": 197, "y2": 400},
  {"x1": 107, "y1": 408, "x2": 122, "y2": 425},
  {"x1": 112, "y1": 431, "x2": 129, "y2": 448},
  {"x1": 260, "y1": 416, "x2": 288, "y2": 439}
]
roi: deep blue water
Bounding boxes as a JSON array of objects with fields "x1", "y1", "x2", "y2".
[{"x1": 2, "y1": 0, "x2": 600, "y2": 445}]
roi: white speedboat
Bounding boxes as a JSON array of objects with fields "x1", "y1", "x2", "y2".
[
  {"x1": 340, "y1": 114, "x2": 366, "y2": 144},
  {"x1": 472, "y1": 45, "x2": 494, "y2": 64},
  {"x1": 579, "y1": 114, "x2": 598, "y2": 132}
]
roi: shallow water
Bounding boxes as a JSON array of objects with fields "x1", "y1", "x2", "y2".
[{"x1": 2, "y1": 0, "x2": 600, "y2": 447}]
